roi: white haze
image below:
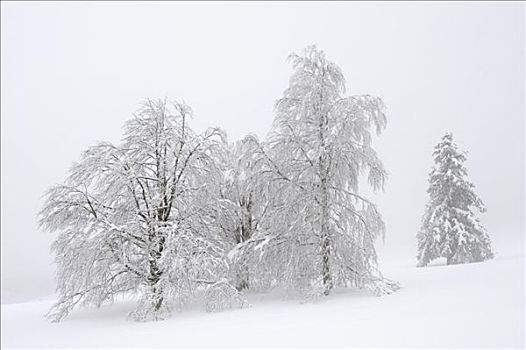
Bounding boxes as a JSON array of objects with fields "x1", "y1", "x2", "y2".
[{"x1": 1, "y1": 1, "x2": 524, "y2": 303}]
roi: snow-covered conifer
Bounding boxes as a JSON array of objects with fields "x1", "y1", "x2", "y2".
[
  {"x1": 417, "y1": 132, "x2": 494, "y2": 267},
  {"x1": 39, "y1": 98, "x2": 246, "y2": 322},
  {"x1": 239, "y1": 45, "x2": 399, "y2": 297}
]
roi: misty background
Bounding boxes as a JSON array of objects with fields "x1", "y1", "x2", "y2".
[{"x1": 1, "y1": 2, "x2": 524, "y2": 304}]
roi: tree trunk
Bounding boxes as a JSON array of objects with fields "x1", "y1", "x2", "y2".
[
  {"x1": 318, "y1": 98, "x2": 332, "y2": 296},
  {"x1": 148, "y1": 227, "x2": 165, "y2": 312},
  {"x1": 234, "y1": 197, "x2": 253, "y2": 291},
  {"x1": 446, "y1": 254, "x2": 455, "y2": 265},
  {"x1": 321, "y1": 240, "x2": 331, "y2": 295},
  {"x1": 320, "y1": 205, "x2": 332, "y2": 294},
  {"x1": 151, "y1": 285, "x2": 164, "y2": 312},
  {"x1": 320, "y1": 176, "x2": 332, "y2": 295},
  {"x1": 148, "y1": 256, "x2": 164, "y2": 311},
  {"x1": 235, "y1": 264, "x2": 249, "y2": 291}
]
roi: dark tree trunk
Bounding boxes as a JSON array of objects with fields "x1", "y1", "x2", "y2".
[
  {"x1": 148, "y1": 226, "x2": 165, "y2": 312},
  {"x1": 234, "y1": 196, "x2": 253, "y2": 291},
  {"x1": 447, "y1": 255, "x2": 456, "y2": 265},
  {"x1": 235, "y1": 265, "x2": 250, "y2": 291}
]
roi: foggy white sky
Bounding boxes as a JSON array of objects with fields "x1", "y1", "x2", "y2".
[{"x1": 1, "y1": 2, "x2": 524, "y2": 303}]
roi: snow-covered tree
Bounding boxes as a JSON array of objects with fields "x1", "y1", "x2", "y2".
[
  {"x1": 236, "y1": 45, "x2": 399, "y2": 297},
  {"x1": 39, "y1": 99, "x2": 246, "y2": 322},
  {"x1": 214, "y1": 135, "x2": 272, "y2": 291},
  {"x1": 417, "y1": 132, "x2": 494, "y2": 267}
]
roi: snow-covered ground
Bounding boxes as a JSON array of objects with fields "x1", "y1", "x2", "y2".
[{"x1": 2, "y1": 254, "x2": 524, "y2": 348}]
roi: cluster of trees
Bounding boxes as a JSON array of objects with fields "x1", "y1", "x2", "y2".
[
  {"x1": 40, "y1": 45, "x2": 493, "y2": 323},
  {"x1": 40, "y1": 46, "x2": 399, "y2": 322}
]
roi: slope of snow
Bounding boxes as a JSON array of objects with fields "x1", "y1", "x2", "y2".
[{"x1": 2, "y1": 254, "x2": 524, "y2": 348}]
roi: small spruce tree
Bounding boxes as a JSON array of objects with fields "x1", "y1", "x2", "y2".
[{"x1": 417, "y1": 132, "x2": 494, "y2": 267}]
